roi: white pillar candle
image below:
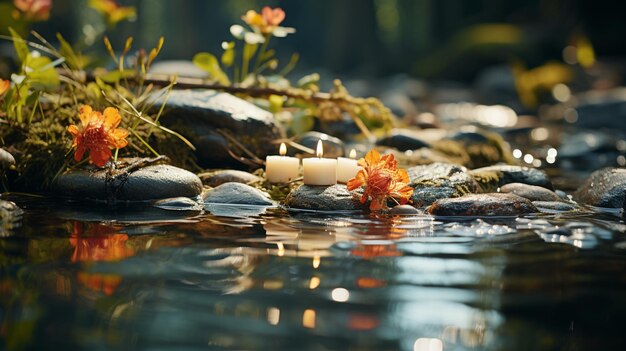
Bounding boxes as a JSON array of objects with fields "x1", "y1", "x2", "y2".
[
  {"x1": 337, "y1": 149, "x2": 361, "y2": 183},
  {"x1": 303, "y1": 140, "x2": 337, "y2": 186},
  {"x1": 265, "y1": 143, "x2": 300, "y2": 183}
]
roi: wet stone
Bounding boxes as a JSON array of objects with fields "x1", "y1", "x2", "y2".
[
  {"x1": 0, "y1": 148, "x2": 15, "y2": 168},
  {"x1": 203, "y1": 182, "x2": 274, "y2": 206},
  {"x1": 428, "y1": 193, "x2": 537, "y2": 217},
  {"x1": 574, "y1": 167, "x2": 626, "y2": 208},
  {"x1": 200, "y1": 170, "x2": 262, "y2": 187},
  {"x1": 532, "y1": 201, "x2": 578, "y2": 212},
  {"x1": 153, "y1": 197, "x2": 204, "y2": 211},
  {"x1": 284, "y1": 184, "x2": 365, "y2": 211},
  {"x1": 388, "y1": 204, "x2": 421, "y2": 215},
  {"x1": 499, "y1": 183, "x2": 561, "y2": 202},
  {"x1": 294, "y1": 132, "x2": 344, "y2": 158},
  {"x1": 407, "y1": 163, "x2": 481, "y2": 207},
  {"x1": 153, "y1": 89, "x2": 284, "y2": 167},
  {"x1": 469, "y1": 165, "x2": 553, "y2": 192},
  {"x1": 376, "y1": 129, "x2": 431, "y2": 151},
  {"x1": 51, "y1": 163, "x2": 203, "y2": 202}
]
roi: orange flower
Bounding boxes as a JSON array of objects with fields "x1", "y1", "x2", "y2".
[
  {"x1": 88, "y1": 0, "x2": 136, "y2": 26},
  {"x1": 0, "y1": 80, "x2": 9, "y2": 97},
  {"x1": 67, "y1": 105, "x2": 129, "y2": 167},
  {"x1": 347, "y1": 149, "x2": 413, "y2": 211},
  {"x1": 242, "y1": 6, "x2": 287, "y2": 34},
  {"x1": 242, "y1": 9, "x2": 265, "y2": 28},
  {"x1": 13, "y1": 0, "x2": 51, "y2": 21}
]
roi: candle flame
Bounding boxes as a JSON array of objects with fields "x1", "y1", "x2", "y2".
[
  {"x1": 279, "y1": 142, "x2": 287, "y2": 156},
  {"x1": 316, "y1": 140, "x2": 323, "y2": 158},
  {"x1": 349, "y1": 149, "x2": 357, "y2": 159}
]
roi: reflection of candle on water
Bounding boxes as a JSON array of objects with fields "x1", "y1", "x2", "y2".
[
  {"x1": 265, "y1": 143, "x2": 300, "y2": 183},
  {"x1": 337, "y1": 149, "x2": 361, "y2": 183},
  {"x1": 302, "y1": 140, "x2": 337, "y2": 185}
]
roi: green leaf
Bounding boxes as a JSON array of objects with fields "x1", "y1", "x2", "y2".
[
  {"x1": 9, "y1": 27, "x2": 29, "y2": 64},
  {"x1": 192, "y1": 52, "x2": 230, "y2": 85},
  {"x1": 24, "y1": 55, "x2": 60, "y2": 89},
  {"x1": 56, "y1": 33, "x2": 85, "y2": 70}
]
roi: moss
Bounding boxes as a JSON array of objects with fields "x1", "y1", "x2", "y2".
[
  {"x1": 432, "y1": 140, "x2": 471, "y2": 166},
  {"x1": 468, "y1": 170, "x2": 503, "y2": 192}
]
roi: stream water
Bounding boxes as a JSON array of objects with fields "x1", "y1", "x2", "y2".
[{"x1": 1, "y1": 194, "x2": 626, "y2": 351}]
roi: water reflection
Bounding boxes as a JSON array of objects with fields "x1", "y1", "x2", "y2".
[{"x1": 2, "y1": 195, "x2": 626, "y2": 350}]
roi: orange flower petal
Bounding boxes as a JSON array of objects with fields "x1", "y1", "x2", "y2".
[
  {"x1": 395, "y1": 168, "x2": 410, "y2": 183},
  {"x1": 0, "y1": 79, "x2": 9, "y2": 96},
  {"x1": 347, "y1": 170, "x2": 365, "y2": 190},
  {"x1": 102, "y1": 107, "x2": 121, "y2": 129},
  {"x1": 363, "y1": 149, "x2": 381, "y2": 167}
]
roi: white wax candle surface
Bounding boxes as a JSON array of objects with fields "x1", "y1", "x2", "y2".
[
  {"x1": 303, "y1": 140, "x2": 337, "y2": 186},
  {"x1": 337, "y1": 149, "x2": 361, "y2": 183},
  {"x1": 265, "y1": 143, "x2": 300, "y2": 183}
]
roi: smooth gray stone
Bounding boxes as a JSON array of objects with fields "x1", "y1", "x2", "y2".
[
  {"x1": 0, "y1": 148, "x2": 15, "y2": 167},
  {"x1": 469, "y1": 165, "x2": 553, "y2": 191},
  {"x1": 153, "y1": 89, "x2": 284, "y2": 167},
  {"x1": 575, "y1": 168, "x2": 626, "y2": 208},
  {"x1": 284, "y1": 184, "x2": 365, "y2": 211},
  {"x1": 52, "y1": 164, "x2": 202, "y2": 202},
  {"x1": 203, "y1": 182, "x2": 274, "y2": 206},
  {"x1": 500, "y1": 183, "x2": 561, "y2": 202},
  {"x1": 388, "y1": 204, "x2": 421, "y2": 215},
  {"x1": 428, "y1": 193, "x2": 537, "y2": 216},
  {"x1": 376, "y1": 129, "x2": 431, "y2": 151},
  {"x1": 533, "y1": 201, "x2": 578, "y2": 212},
  {"x1": 200, "y1": 170, "x2": 262, "y2": 187}
]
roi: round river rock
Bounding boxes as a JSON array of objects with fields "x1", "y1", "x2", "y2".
[
  {"x1": 203, "y1": 182, "x2": 274, "y2": 206},
  {"x1": 284, "y1": 184, "x2": 365, "y2": 211},
  {"x1": 575, "y1": 167, "x2": 626, "y2": 208},
  {"x1": 200, "y1": 170, "x2": 262, "y2": 187},
  {"x1": 52, "y1": 164, "x2": 202, "y2": 202},
  {"x1": 499, "y1": 183, "x2": 561, "y2": 202},
  {"x1": 428, "y1": 193, "x2": 537, "y2": 216}
]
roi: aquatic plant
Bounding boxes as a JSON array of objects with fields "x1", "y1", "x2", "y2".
[{"x1": 347, "y1": 149, "x2": 413, "y2": 211}]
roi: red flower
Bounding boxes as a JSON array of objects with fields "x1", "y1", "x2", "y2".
[
  {"x1": 347, "y1": 149, "x2": 413, "y2": 211},
  {"x1": 67, "y1": 105, "x2": 129, "y2": 167},
  {"x1": 13, "y1": 0, "x2": 51, "y2": 21}
]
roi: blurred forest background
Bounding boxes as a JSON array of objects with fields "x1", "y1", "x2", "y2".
[{"x1": 9, "y1": 0, "x2": 625, "y2": 82}]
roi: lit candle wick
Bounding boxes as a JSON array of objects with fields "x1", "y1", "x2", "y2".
[
  {"x1": 316, "y1": 140, "x2": 323, "y2": 158},
  {"x1": 279, "y1": 142, "x2": 287, "y2": 156},
  {"x1": 349, "y1": 149, "x2": 357, "y2": 159}
]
